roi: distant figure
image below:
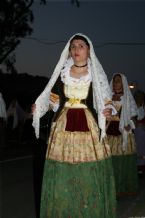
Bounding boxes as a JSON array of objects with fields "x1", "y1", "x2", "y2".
[
  {"x1": 6, "y1": 98, "x2": 25, "y2": 143},
  {"x1": 107, "y1": 73, "x2": 138, "y2": 196},
  {"x1": 0, "y1": 92, "x2": 7, "y2": 147},
  {"x1": 21, "y1": 104, "x2": 35, "y2": 143},
  {"x1": 134, "y1": 90, "x2": 145, "y2": 176}
]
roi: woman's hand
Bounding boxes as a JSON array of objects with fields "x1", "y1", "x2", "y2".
[
  {"x1": 102, "y1": 108, "x2": 112, "y2": 119},
  {"x1": 124, "y1": 125, "x2": 131, "y2": 131},
  {"x1": 31, "y1": 104, "x2": 36, "y2": 114}
]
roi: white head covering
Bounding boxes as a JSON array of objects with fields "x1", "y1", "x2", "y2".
[
  {"x1": 32, "y1": 33, "x2": 112, "y2": 139},
  {"x1": 0, "y1": 92, "x2": 7, "y2": 120},
  {"x1": 110, "y1": 73, "x2": 138, "y2": 149}
]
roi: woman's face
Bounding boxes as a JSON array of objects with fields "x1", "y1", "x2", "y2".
[
  {"x1": 69, "y1": 39, "x2": 89, "y2": 63},
  {"x1": 113, "y1": 75, "x2": 123, "y2": 93}
]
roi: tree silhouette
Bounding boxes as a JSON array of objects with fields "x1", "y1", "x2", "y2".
[
  {"x1": 0, "y1": 0, "x2": 35, "y2": 66},
  {"x1": 0, "y1": 0, "x2": 79, "y2": 73}
]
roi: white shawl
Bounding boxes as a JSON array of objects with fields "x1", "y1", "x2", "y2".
[
  {"x1": 32, "y1": 33, "x2": 112, "y2": 139},
  {"x1": 110, "y1": 73, "x2": 138, "y2": 150}
]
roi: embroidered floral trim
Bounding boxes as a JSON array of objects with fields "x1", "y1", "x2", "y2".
[{"x1": 60, "y1": 57, "x2": 92, "y2": 85}]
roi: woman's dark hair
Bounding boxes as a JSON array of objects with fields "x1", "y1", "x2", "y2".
[
  {"x1": 69, "y1": 35, "x2": 90, "y2": 50},
  {"x1": 113, "y1": 73, "x2": 123, "y2": 85},
  {"x1": 113, "y1": 73, "x2": 122, "y2": 80}
]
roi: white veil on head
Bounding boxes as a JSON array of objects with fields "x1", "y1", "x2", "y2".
[
  {"x1": 110, "y1": 73, "x2": 137, "y2": 128},
  {"x1": 110, "y1": 73, "x2": 138, "y2": 149},
  {"x1": 32, "y1": 33, "x2": 112, "y2": 139}
]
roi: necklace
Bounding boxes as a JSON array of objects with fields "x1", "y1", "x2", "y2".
[{"x1": 74, "y1": 63, "x2": 87, "y2": 68}]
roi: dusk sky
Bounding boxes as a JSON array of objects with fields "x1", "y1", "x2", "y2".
[{"x1": 15, "y1": 1, "x2": 145, "y2": 90}]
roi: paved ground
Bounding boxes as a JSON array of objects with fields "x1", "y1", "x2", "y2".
[
  {"x1": 117, "y1": 176, "x2": 145, "y2": 218},
  {"x1": 0, "y1": 144, "x2": 145, "y2": 218},
  {"x1": 1, "y1": 157, "x2": 35, "y2": 218}
]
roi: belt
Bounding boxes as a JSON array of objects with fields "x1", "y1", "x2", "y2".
[{"x1": 66, "y1": 98, "x2": 86, "y2": 106}]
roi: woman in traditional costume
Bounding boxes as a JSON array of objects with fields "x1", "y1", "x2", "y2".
[
  {"x1": 107, "y1": 73, "x2": 138, "y2": 196},
  {"x1": 32, "y1": 33, "x2": 116, "y2": 218}
]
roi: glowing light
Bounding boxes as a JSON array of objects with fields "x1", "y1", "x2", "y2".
[{"x1": 129, "y1": 84, "x2": 135, "y2": 89}]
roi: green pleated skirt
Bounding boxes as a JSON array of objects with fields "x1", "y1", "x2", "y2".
[
  {"x1": 112, "y1": 154, "x2": 138, "y2": 195},
  {"x1": 108, "y1": 133, "x2": 138, "y2": 195},
  {"x1": 40, "y1": 158, "x2": 116, "y2": 218},
  {"x1": 40, "y1": 108, "x2": 116, "y2": 217}
]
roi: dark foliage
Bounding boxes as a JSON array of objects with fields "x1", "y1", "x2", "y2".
[
  {"x1": 0, "y1": 0, "x2": 35, "y2": 65},
  {"x1": 0, "y1": 71, "x2": 48, "y2": 109}
]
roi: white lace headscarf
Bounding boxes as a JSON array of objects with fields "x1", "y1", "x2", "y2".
[
  {"x1": 110, "y1": 73, "x2": 138, "y2": 149},
  {"x1": 32, "y1": 33, "x2": 112, "y2": 139}
]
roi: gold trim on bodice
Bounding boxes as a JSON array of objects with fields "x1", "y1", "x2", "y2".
[{"x1": 64, "y1": 81, "x2": 90, "y2": 108}]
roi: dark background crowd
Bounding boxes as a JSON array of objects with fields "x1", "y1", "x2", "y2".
[
  {"x1": 0, "y1": 71, "x2": 50, "y2": 145},
  {"x1": 0, "y1": 71, "x2": 50, "y2": 217}
]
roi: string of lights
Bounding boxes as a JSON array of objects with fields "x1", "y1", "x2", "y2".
[{"x1": 25, "y1": 37, "x2": 145, "y2": 48}]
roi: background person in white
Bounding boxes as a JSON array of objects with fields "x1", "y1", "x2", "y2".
[{"x1": 0, "y1": 92, "x2": 7, "y2": 147}]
